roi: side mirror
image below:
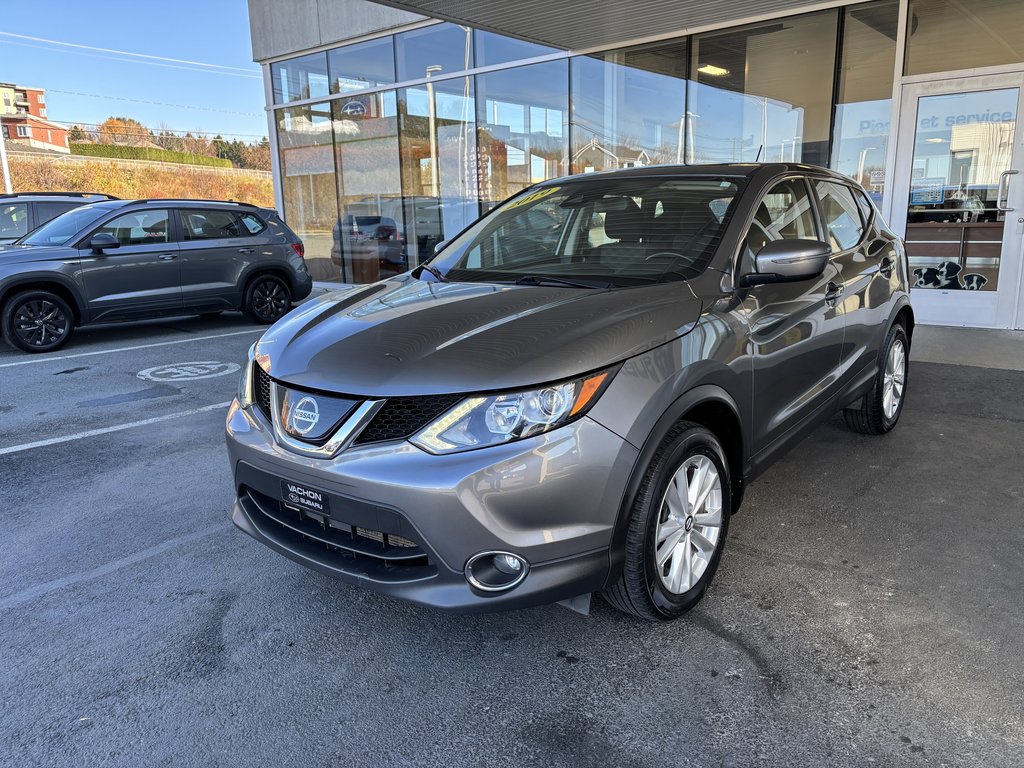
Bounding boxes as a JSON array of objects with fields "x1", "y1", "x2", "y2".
[
  {"x1": 741, "y1": 239, "x2": 830, "y2": 287},
  {"x1": 89, "y1": 233, "x2": 120, "y2": 254},
  {"x1": 433, "y1": 240, "x2": 448, "y2": 255}
]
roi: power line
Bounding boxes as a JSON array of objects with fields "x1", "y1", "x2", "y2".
[
  {"x1": 47, "y1": 89, "x2": 262, "y2": 118},
  {"x1": 0, "y1": 31, "x2": 259, "y2": 74},
  {"x1": 0, "y1": 39, "x2": 261, "y2": 80}
]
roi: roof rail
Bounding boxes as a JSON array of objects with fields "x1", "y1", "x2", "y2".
[
  {"x1": 135, "y1": 198, "x2": 256, "y2": 207},
  {"x1": 0, "y1": 191, "x2": 119, "y2": 200}
]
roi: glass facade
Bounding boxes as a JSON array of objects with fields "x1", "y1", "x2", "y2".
[{"x1": 267, "y1": 7, "x2": 1024, "y2": 286}]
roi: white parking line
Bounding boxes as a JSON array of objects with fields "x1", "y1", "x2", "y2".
[
  {"x1": 0, "y1": 328, "x2": 262, "y2": 369},
  {"x1": 0, "y1": 522, "x2": 228, "y2": 612},
  {"x1": 0, "y1": 401, "x2": 232, "y2": 456}
]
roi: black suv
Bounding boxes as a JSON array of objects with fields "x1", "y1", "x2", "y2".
[
  {"x1": 0, "y1": 192, "x2": 117, "y2": 244},
  {"x1": 0, "y1": 199, "x2": 312, "y2": 352}
]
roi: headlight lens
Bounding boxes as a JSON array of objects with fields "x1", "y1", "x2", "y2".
[
  {"x1": 411, "y1": 369, "x2": 614, "y2": 454},
  {"x1": 237, "y1": 342, "x2": 257, "y2": 408}
]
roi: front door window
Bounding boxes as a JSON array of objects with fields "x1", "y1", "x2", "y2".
[{"x1": 904, "y1": 88, "x2": 1018, "y2": 293}]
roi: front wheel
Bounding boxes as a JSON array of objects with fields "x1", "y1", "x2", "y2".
[
  {"x1": 603, "y1": 423, "x2": 731, "y2": 621},
  {"x1": 843, "y1": 323, "x2": 909, "y2": 435},
  {"x1": 243, "y1": 274, "x2": 291, "y2": 324},
  {"x1": 2, "y1": 289, "x2": 75, "y2": 353}
]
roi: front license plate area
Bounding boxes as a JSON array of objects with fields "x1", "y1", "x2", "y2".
[{"x1": 281, "y1": 480, "x2": 330, "y2": 516}]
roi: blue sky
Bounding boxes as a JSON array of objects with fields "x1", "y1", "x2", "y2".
[{"x1": 0, "y1": 0, "x2": 267, "y2": 141}]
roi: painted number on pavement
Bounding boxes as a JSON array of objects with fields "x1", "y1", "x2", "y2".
[{"x1": 137, "y1": 361, "x2": 241, "y2": 382}]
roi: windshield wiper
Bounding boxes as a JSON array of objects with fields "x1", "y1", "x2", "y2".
[
  {"x1": 512, "y1": 274, "x2": 614, "y2": 289},
  {"x1": 417, "y1": 263, "x2": 449, "y2": 283}
]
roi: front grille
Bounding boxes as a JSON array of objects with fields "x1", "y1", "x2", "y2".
[
  {"x1": 354, "y1": 394, "x2": 463, "y2": 444},
  {"x1": 254, "y1": 364, "x2": 272, "y2": 422},
  {"x1": 242, "y1": 486, "x2": 435, "y2": 582}
]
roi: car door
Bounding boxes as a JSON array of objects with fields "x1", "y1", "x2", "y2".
[
  {"x1": 76, "y1": 207, "x2": 182, "y2": 320},
  {"x1": 742, "y1": 177, "x2": 846, "y2": 458},
  {"x1": 812, "y1": 179, "x2": 896, "y2": 381},
  {"x1": 176, "y1": 208, "x2": 253, "y2": 310}
]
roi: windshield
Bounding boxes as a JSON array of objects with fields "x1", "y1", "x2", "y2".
[
  {"x1": 19, "y1": 205, "x2": 112, "y2": 247},
  {"x1": 432, "y1": 176, "x2": 743, "y2": 286}
]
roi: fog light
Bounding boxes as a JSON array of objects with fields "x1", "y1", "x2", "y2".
[{"x1": 465, "y1": 551, "x2": 529, "y2": 592}]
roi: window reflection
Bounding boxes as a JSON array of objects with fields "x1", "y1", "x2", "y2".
[
  {"x1": 276, "y1": 103, "x2": 338, "y2": 280},
  {"x1": 333, "y1": 92, "x2": 403, "y2": 284},
  {"x1": 399, "y1": 76, "x2": 478, "y2": 272},
  {"x1": 395, "y1": 23, "x2": 473, "y2": 82},
  {"x1": 474, "y1": 30, "x2": 558, "y2": 67},
  {"x1": 271, "y1": 53, "x2": 329, "y2": 104},
  {"x1": 906, "y1": 0, "x2": 1024, "y2": 77},
  {"x1": 831, "y1": 0, "x2": 898, "y2": 206},
  {"x1": 328, "y1": 37, "x2": 395, "y2": 94},
  {"x1": 476, "y1": 61, "x2": 568, "y2": 209},
  {"x1": 690, "y1": 12, "x2": 837, "y2": 166},
  {"x1": 571, "y1": 40, "x2": 687, "y2": 173}
]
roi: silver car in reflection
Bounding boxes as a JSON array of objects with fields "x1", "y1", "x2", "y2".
[{"x1": 226, "y1": 163, "x2": 912, "y2": 621}]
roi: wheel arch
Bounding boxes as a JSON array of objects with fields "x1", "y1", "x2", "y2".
[
  {"x1": 0, "y1": 276, "x2": 85, "y2": 325},
  {"x1": 240, "y1": 263, "x2": 297, "y2": 297},
  {"x1": 604, "y1": 384, "x2": 747, "y2": 589}
]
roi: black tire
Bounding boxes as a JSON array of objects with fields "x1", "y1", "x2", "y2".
[
  {"x1": 603, "y1": 422, "x2": 731, "y2": 622},
  {"x1": 243, "y1": 274, "x2": 291, "y2": 324},
  {"x1": 843, "y1": 323, "x2": 909, "y2": 436},
  {"x1": 2, "y1": 289, "x2": 75, "y2": 353}
]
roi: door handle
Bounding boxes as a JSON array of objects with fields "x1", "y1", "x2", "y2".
[
  {"x1": 879, "y1": 257, "x2": 895, "y2": 277},
  {"x1": 238, "y1": 248, "x2": 255, "y2": 254},
  {"x1": 825, "y1": 282, "x2": 844, "y2": 302},
  {"x1": 158, "y1": 253, "x2": 177, "y2": 261},
  {"x1": 996, "y1": 169, "x2": 1018, "y2": 212}
]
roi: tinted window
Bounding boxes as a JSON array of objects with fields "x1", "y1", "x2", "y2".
[
  {"x1": 328, "y1": 37, "x2": 395, "y2": 93},
  {"x1": 743, "y1": 179, "x2": 818, "y2": 271},
  {"x1": 0, "y1": 203, "x2": 29, "y2": 239},
  {"x1": 473, "y1": 30, "x2": 557, "y2": 67},
  {"x1": 395, "y1": 24, "x2": 472, "y2": 81},
  {"x1": 240, "y1": 213, "x2": 266, "y2": 235},
  {"x1": 95, "y1": 210, "x2": 169, "y2": 246},
  {"x1": 853, "y1": 188, "x2": 874, "y2": 228},
  {"x1": 35, "y1": 201, "x2": 80, "y2": 226},
  {"x1": 181, "y1": 210, "x2": 245, "y2": 240},
  {"x1": 814, "y1": 180, "x2": 864, "y2": 250},
  {"x1": 271, "y1": 52, "x2": 329, "y2": 104}
]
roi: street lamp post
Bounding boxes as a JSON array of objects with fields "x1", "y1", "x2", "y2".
[{"x1": 0, "y1": 130, "x2": 12, "y2": 194}]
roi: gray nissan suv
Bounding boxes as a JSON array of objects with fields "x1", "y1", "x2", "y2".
[
  {"x1": 226, "y1": 163, "x2": 912, "y2": 621},
  {"x1": 0, "y1": 199, "x2": 311, "y2": 352}
]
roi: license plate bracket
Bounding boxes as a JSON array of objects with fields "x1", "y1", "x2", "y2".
[{"x1": 280, "y1": 480, "x2": 330, "y2": 515}]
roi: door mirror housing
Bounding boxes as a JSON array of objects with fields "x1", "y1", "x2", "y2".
[
  {"x1": 89, "y1": 233, "x2": 120, "y2": 254},
  {"x1": 741, "y1": 239, "x2": 830, "y2": 287}
]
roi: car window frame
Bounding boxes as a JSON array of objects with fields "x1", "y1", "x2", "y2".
[
  {"x1": 76, "y1": 207, "x2": 180, "y2": 249},
  {"x1": 807, "y1": 176, "x2": 868, "y2": 255},
  {"x1": 733, "y1": 174, "x2": 825, "y2": 277},
  {"x1": 177, "y1": 207, "x2": 250, "y2": 242}
]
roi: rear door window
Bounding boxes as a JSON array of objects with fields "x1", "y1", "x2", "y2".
[
  {"x1": 181, "y1": 210, "x2": 246, "y2": 240},
  {"x1": 0, "y1": 203, "x2": 29, "y2": 239}
]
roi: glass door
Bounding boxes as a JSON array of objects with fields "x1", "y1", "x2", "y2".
[{"x1": 890, "y1": 74, "x2": 1024, "y2": 329}]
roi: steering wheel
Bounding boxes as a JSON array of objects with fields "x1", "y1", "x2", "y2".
[{"x1": 644, "y1": 251, "x2": 683, "y2": 262}]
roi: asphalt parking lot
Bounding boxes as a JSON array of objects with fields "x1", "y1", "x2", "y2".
[{"x1": 1, "y1": 315, "x2": 1022, "y2": 768}]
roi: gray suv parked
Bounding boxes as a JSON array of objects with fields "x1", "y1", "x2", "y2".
[
  {"x1": 0, "y1": 199, "x2": 312, "y2": 352},
  {"x1": 226, "y1": 163, "x2": 912, "y2": 621}
]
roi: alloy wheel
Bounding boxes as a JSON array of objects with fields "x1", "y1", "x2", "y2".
[
  {"x1": 13, "y1": 299, "x2": 69, "y2": 348},
  {"x1": 882, "y1": 338, "x2": 906, "y2": 420},
  {"x1": 653, "y1": 454, "x2": 724, "y2": 595},
  {"x1": 252, "y1": 279, "x2": 288, "y2": 322}
]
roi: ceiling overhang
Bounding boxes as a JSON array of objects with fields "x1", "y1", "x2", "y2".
[{"x1": 370, "y1": 0, "x2": 837, "y2": 51}]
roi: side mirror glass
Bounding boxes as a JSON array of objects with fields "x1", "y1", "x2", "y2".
[
  {"x1": 742, "y1": 239, "x2": 830, "y2": 287},
  {"x1": 433, "y1": 240, "x2": 448, "y2": 255},
  {"x1": 89, "y1": 233, "x2": 120, "y2": 254}
]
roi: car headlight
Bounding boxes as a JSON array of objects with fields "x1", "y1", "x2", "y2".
[
  {"x1": 411, "y1": 368, "x2": 616, "y2": 454},
  {"x1": 237, "y1": 342, "x2": 257, "y2": 408}
]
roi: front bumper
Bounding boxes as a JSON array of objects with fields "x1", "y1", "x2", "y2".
[{"x1": 225, "y1": 400, "x2": 638, "y2": 613}]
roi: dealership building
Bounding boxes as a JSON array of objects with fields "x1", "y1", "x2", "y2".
[{"x1": 247, "y1": 0, "x2": 1024, "y2": 330}]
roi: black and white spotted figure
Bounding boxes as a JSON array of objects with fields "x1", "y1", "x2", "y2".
[
  {"x1": 913, "y1": 261, "x2": 962, "y2": 289},
  {"x1": 961, "y1": 273, "x2": 988, "y2": 290}
]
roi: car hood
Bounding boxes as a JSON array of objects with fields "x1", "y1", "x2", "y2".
[
  {"x1": 0, "y1": 243, "x2": 74, "y2": 263},
  {"x1": 257, "y1": 276, "x2": 702, "y2": 396}
]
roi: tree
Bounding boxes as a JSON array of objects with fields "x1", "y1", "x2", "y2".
[
  {"x1": 68, "y1": 125, "x2": 87, "y2": 143},
  {"x1": 96, "y1": 116, "x2": 150, "y2": 146}
]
